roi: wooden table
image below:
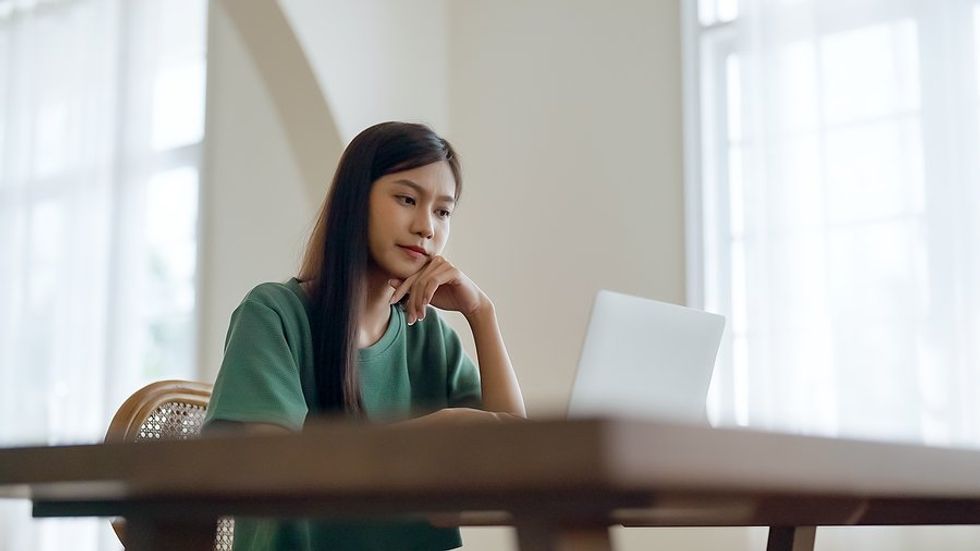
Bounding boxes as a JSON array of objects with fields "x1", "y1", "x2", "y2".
[{"x1": 3, "y1": 418, "x2": 980, "y2": 551}]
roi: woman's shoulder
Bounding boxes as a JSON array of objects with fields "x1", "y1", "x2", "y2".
[{"x1": 238, "y1": 278, "x2": 308, "y2": 315}]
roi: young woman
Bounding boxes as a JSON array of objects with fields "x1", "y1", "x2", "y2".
[{"x1": 202, "y1": 121, "x2": 526, "y2": 550}]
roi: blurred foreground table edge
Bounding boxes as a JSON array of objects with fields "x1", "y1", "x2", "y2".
[{"x1": 6, "y1": 418, "x2": 980, "y2": 551}]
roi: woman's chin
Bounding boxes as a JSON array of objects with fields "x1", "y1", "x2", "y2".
[
  {"x1": 380, "y1": 261, "x2": 418, "y2": 281},
  {"x1": 368, "y1": 255, "x2": 415, "y2": 281}
]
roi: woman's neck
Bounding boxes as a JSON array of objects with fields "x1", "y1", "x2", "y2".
[
  {"x1": 358, "y1": 267, "x2": 397, "y2": 349},
  {"x1": 299, "y1": 268, "x2": 396, "y2": 349}
]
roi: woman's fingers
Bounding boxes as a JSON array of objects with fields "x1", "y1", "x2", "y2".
[
  {"x1": 414, "y1": 264, "x2": 444, "y2": 321},
  {"x1": 415, "y1": 262, "x2": 459, "y2": 323},
  {"x1": 394, "y1": 255, "x2": 470, "y2": 325},
  {"x1": 389, "y1": 273, "x2": 419, "y2": 305},
  {"x1": 417, "y1": 277, "x2": 442, "y2": 322},
  {"x1": 407, "y1": 257, "x2": 445, "y2": 324},
  {"x1": 418, "y1": 264, "x2": 458, "y2": 320},
  {"x1": 409, "y1": 408, "x2": 525, "y2": 427}
]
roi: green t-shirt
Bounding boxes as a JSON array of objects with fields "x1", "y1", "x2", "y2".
[{"x1": 204, "y1": 278, "x2": 482, "y2": 551}]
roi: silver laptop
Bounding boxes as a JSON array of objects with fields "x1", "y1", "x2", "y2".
[{"x1": 567, "y1": 289, "x2": 726, "y2": 424}]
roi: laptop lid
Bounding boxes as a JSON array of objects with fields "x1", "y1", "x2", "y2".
[{"x1": 566, "y1": 289, "x2": 726, "y2": 424}]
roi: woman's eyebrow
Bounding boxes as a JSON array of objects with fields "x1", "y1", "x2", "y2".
[{"x1": 392, "y1": 179, "x2": 455, "y2": 204}]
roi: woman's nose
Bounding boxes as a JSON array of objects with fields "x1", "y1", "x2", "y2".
[{"x1": 412, "y1": 213, "x2": 434, "y2": 239}]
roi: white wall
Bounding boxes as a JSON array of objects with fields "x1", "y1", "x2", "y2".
[
  {"x1": 198, "y1": 0, "x2": 323, "y2": 378},
  {"x1": 279, "y1": 0, "x2": 450, "y2": 141},
  {"x1": 444, "y1": 0, "x2": 688, "y2": 416}
]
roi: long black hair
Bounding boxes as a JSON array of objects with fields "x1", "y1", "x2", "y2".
[{"x1": 298, "y1": 122, "x2": 462, "y2": 415}]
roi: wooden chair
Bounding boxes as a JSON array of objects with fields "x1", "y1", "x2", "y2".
[{"x1": 104, "y1": 380, "x2": 234, "y2": 550}]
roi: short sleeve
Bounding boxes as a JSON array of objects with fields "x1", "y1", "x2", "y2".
[
  {"x1": 441, "y1": 318, "x2": 482, "y2": 409},
  {"x1": 204, "y1": 298, "x2": 308, "y2": 431}
]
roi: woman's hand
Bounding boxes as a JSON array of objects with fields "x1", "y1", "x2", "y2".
[
  {"x1": 388, "y1": 255, "x2": 489, "y2": 325},
  {"x1": 398, "y1": 407, "x2": 525, "y2": 427},
  {"x1": 389, "y1": 256, "x2": 527, "y2": 418}
]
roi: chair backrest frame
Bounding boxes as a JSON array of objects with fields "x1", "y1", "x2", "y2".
[
  {"x1": 105, "y1": 380, "x2": 212, "y2": 444},
  {"x1": 105, "y1": 380, "x2": 234, "y2": 550}
]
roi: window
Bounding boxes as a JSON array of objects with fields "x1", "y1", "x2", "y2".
[
  {"x1": 0, "y1": 0, "x2": 207, "y2": 548},
  {"x1": 687, "y1": 0, "x2": 980, "y2": 445}
]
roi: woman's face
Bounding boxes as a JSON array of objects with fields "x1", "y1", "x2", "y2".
[{"x1": 367, "y1": 161, "x2": 457, "y2": 280}]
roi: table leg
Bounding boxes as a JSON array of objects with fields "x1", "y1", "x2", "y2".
[
  {"x1": 516, "y1": 521, "x2": 613, "y2": 551},
  {"x1": 766, "y1": 526, "x2": 816, "y2": 551},
  {"x1": 124, "y1": 516, "x2": 217, "y2": 551}
]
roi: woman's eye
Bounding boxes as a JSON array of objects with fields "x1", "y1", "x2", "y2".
[
  {"x1": 397, "y1": 195, "x2": 416, "y2": 206},
  {"x1": 437, "y1": 209, "x2": 452, "y2": 219}
]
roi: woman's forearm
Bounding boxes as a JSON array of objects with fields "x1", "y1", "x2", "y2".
[{"x1": 465, "y1": 299, "x2": 527, "y2": 417}]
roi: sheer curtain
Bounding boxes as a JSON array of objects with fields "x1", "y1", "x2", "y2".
[
  {"x1": 0, "y1": 0, "x2": 205, "y2": 549},
  {"x1": 699, "y1": 0, "x2": 980, "y2": 447}
]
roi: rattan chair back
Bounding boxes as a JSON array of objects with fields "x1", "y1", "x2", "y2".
[{"x1": 105, "y1": 380, "x2": 234, "y2": 550}]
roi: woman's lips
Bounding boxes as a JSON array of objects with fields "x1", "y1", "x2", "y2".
[{"x1": 398, "y1": 245, "x2": 426, "y2": 259}]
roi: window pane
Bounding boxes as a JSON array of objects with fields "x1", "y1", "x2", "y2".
[
  {"x1": 143, "y1": 167, "x2": 198, "y2": 380},
  {"x1": 717, "y1": 0, "x2": 739, "y2": 22},
  {"x1": 699, "y1": 0, "x2": 739, "y2": 26},
  {"x1": 743, "y1": 134, "x2": 823, "y2": 232},
  {"x1": 824, "y1": 118, "x2": 924, "y2": 224},
  {"x1": 776, "y1": 135, "x2": 822, "y2": 229},
  {"x1": 827, "y1": 220, "x2": 926, "y2": 440},
  {"x1": 739, "y1": 40, "x2": 819, "y2": 141},
  {"x1": 698, "y1": 0, "x2": 717, "y2": 26},
  {"x1": 725, "y1": 53, "x2": 742, "y2": 142},
  {"x1": 132, "y1": 0, "x2": 208, "y2": 152},
  {"x1": 157, "y1": 0, "x2": 208, "y2": 62},
  {"x1": 28, "y1": 200, "x2": 62, "y2": 311},
  {"x1": 773, "y1": 41, "x2": 819, "y2": 134},
  {"x1": 975, "y1": 4, "x2": 980, "y2": 100},
  {"x1": 728, "y1": 145, "x2": 744, "y2": 237},
  {"x1": 151, "y1": 60, "x2": 206, "y2": 151},
  {"x1": 34, "y1": 102, "x2": 71, "y2": 178},
  {"x1": 766, "y1": 231, "x2": 829, "y2": 333},
  {"x1": 0, "y1": 30, "x2": 6, "y2": 178},
  {"x1": 732, "y1": 334, "x2": 749, "y2": 425},
  {"x1": 820, "y1": 19, "x2": 920, "y2": 125}
]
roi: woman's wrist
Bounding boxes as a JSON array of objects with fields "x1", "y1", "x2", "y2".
[{"x1": 464, "y1": 294, "x2": 495, "y2": 326}]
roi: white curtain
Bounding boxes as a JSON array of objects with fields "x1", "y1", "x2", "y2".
[
  {"x1": 703, "y1": 0, "x2": 980, "y2": 448},
  {"x1": 0, "y1": 0, "x2": 205, "y2": 549}
]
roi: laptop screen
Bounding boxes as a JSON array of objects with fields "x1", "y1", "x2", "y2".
[{"x1": 566, "y1": 289, "x2": 725, "y2": 424}]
